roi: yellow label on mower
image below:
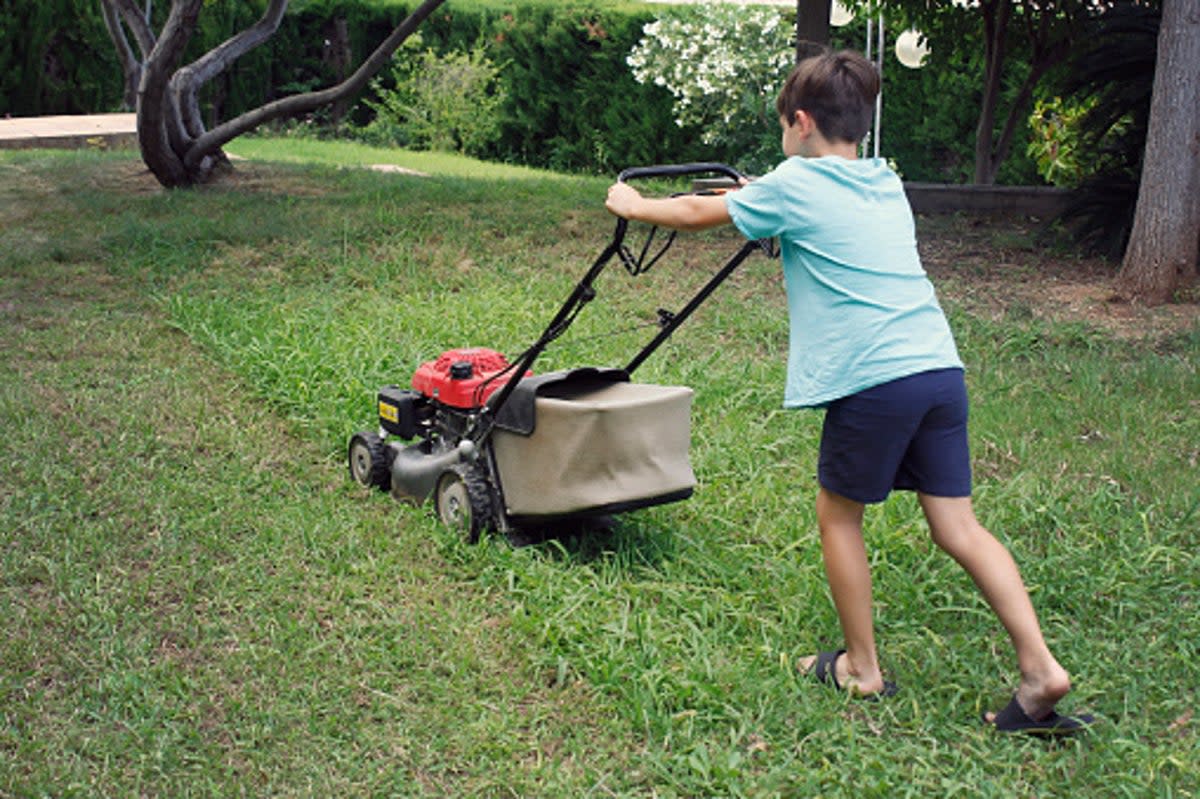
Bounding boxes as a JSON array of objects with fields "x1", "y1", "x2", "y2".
[{"x1": 378, "y1": 401, "x2": 399, "y2": 424}]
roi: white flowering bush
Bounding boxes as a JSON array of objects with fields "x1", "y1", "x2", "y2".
[{"x1": 627, "y1": 4, "x2": 794, "y2": 166}]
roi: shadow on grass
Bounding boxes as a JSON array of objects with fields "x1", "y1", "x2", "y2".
[{"x1": 507, "y1": 512, "x2": 679, "y2": 571}]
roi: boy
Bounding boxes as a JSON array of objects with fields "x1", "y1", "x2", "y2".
[{"x1": 605, "y1": 50, "x2": 1092, "y2": 734}]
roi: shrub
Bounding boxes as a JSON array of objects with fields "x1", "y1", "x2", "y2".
[
  {"x1": 1027, "y1": 96, "x2": 1096, "y2": 187},
  {"x1": 481, "y1": 5, "x2": 707, "y2": 174},
  {"x1": 0, "y1": 0, "x2": 122, "y2": 115},
  {"x1": 361, "y1": 40, "x2": 506, "y2": 155},
  {"x1": 1051, "y1": 1, "x2": 1158, "y2": 257}
]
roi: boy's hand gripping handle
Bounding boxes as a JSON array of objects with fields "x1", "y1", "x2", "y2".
[{"x1": 611, "y1": 162, "x2": 749, "y2": 274}]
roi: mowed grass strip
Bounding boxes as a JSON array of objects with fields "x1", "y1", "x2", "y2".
[
  {"x1": 2, "y1": 146, "x2": 1198, "y2": 797},
  {"x1": 1, "y1": 151, "x2": 638, "y2": 797}
]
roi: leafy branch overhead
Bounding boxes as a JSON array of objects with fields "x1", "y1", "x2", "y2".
[{"x1": 884, "y1": 0, "x2": 1104, "y2": 185}]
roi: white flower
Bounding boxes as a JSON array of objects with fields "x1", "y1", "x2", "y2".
[{"x1": 628, "y1": 4, "x2": 790, "y2": 148}]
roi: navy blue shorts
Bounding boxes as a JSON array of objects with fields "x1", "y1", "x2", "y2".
[{"x1": 818, "y1": 368, "x2": 972, "y2": 504}]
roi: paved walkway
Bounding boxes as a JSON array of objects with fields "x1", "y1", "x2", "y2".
[
  {"x1": 0, "y1": 113, "x2": 137, "y2": 149},
  {"x1": 0, "y1": 113, "x2": 435, "y2": 178}
]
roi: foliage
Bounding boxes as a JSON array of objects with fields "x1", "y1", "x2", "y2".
[
  {"x1": 881, "y1": 0, "x2": 1098, "y2": 184},
  {"x1": 478, "y1": 5, "x2": 707, "y2": 174},
  {"x1": 1026, "y1": 96, "x2": 1096, "y2": 187},
  {"x1": 856, "y1": 31, "x2": 987, "y2": 182},
  {"x1": 1051, "y1": 1, "x2": 1158, "y2": 258},
  {"x1": 626, "y1": 4, "x2": 794, "y2": 174},
  {"x1": 0, "y1": 0, "x2": 122, "y2": 115},
  {"x1": 361, "y1": 40, "x2": 506, "y2": 155},
  {"x1": 1, "y1": 0, "x2": 1070, "y2": 182},
  {"x1": 819, "y1": 11, "x2": 1045, "y2": 184},
  {"x1": 3, "y1": 146, "x2": 1198, "y2": 796}
]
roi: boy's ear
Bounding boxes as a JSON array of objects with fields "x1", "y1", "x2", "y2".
[{"x1": 793, "y1": 109, "x2": 814, "y2": 136}]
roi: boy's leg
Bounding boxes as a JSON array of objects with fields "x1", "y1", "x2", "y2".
[
  {"x1": 799, "y1": 487, "x2": 887, "y2": 695},
  {"x1": 918, "y1": 493, "x2": 1071, "y2": 719}
]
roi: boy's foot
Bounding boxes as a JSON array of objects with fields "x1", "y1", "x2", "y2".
[
  {"x1": 982, "y1": 663, "x2": 1072, "y2": 726},
  {"x1": 983, "y1": 695, "x2": 1095, "y2": 736},
  {"x1": 799, "y1": 649, "x2": 898, "y2": 700}
]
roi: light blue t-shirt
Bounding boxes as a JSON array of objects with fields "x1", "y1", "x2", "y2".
[{"x1": 725, "y1": 155, "x2": 962, "y2": 408}]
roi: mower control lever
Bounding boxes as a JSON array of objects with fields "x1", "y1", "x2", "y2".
[{"x1": 613, "y1": 163, "x2": 749, "y2": 275}]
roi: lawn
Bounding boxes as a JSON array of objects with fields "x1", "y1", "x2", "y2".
[{"x1": 2, "y1": 143, "x2": 1197, "y2": 797}]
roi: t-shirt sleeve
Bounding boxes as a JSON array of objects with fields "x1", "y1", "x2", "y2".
[{"x1": 724, "y1": 169, "x2": 788, "y2": 241}]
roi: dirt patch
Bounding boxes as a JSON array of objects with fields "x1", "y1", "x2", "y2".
[
  {"x1": 81, "y1": 159, "x2": 344, "y2": 198},
  {"x1": 85, "y1": 162, "x2": 166, "y2": 195},
  {"x1": 206, "y1": 160, "x2": 345, "y2": 197},
  {"x1": 916, "y1": 215, "x2": 1198, "y2": 340}
]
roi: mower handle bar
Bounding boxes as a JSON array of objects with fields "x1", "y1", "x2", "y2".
[
  {"x1": 616, "y1": 162, "x2": 747, "y2": 184},
  {"x1": 467, "y1": 163, "x2": 757, "y2": 443}
]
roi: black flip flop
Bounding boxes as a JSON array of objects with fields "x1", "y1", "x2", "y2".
[
  {"x1": 986, "y1": 696, "x2": 1095, "y2": 736},
  {"x1": 807, "y1": 649, "x2": 898, "y2": 701}
]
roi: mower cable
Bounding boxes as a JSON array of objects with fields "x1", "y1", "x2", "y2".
[
  {"x1": 544, "y1": 318, "x2": 665, "y2": 350},
  {"x1": 619, "y1": 225, "x2": 677, "y2": 276}
]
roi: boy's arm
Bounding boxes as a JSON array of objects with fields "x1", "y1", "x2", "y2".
[{"x1": 605, "y1": 183, "x2": 732, "y2": 232}]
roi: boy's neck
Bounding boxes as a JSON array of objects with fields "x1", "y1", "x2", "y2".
[{"x1": 808, "y1": 139, "x2": 861, "y2": 160}]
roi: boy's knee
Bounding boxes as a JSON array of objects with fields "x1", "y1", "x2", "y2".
[
  {"x1": 919, "y1": 494, "x2": 985, "y2": 552},
  {"x1": 928, "y1": 519, "x2": 981, "y2": 554}
]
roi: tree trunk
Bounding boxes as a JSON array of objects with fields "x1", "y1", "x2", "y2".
[
  {"x1": 795, "y1": 0, "x2": 831, "y2": 61},
  {"x1": 1116, "y1": 0, "x2": 1200, "y2": 304},
  {"x1": 102, "y1": 0, "x2": 448, "y2": 187},
  {"x1": 974, "y1": 0, "x2": 1012, "y2": 185},
  {"x1": 136, "y1": 0, "x2": 204, "y2": 188}
]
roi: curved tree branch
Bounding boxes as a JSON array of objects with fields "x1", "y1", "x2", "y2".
[
  {"x1": 115, "y1": 0, "x2": 447, "y2": 185},
  {"x1": 187, "y1": 0, "x2": 289, "y2": 86},
  {"x1": 107, "y1": 0, "x2": 157, "y2": 58},
  {"x1": 183, "y1": 0, "x2": 448, "y2": 170},
  {"x1": 137, "y1": 0, "x2": 203, "y2": 187},
  {"x1": 168, "y1": 0, "x2": 289, "y2": 154},
  {"x1": 100, "y1": 0, "x2": 143, "y2": 109}
]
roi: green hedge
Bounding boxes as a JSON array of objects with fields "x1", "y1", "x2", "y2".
[
  {"x1": 279, "y1": 1, "x2": 707, "y2": 171},
  {"x1": 0, "y1": 0, "x2": 1039, "y2": 181},
  {"x1": 0, "y1": 0, "x2": 701, "y2": 172},
  {"x1": 0, "y1": 0, "x2": 122, "y2": 116},
  {"x1": 482, "y1": 6, "x2": 708, "y2": 171}
]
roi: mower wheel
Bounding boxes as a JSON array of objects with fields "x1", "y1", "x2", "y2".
[
  {"x1": 435, "y1": 464, "x2": 492, "y2": 543},
  {"x1": 348, "y1": 431, "x2": 391, "y2": 491}
]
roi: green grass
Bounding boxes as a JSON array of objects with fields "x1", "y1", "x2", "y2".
[
  {"x1": 226, "y1": 136, "x2": 576, "y2": 181},
  {"x1": 2, "y1": 145, "x2": 1198, "y2": 797}
]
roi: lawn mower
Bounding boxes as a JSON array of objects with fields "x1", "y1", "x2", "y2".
[{"x1": 347, "y1": 163, "x2": 776, "y2": 541}]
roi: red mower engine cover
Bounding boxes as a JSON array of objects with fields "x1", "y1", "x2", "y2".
[{"x1": 411, "y1": 347, "x2": 530, "y2": 409}]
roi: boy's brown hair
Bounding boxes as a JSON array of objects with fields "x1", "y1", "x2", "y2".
[{"x1": 775, "y1": 50, "x2": 880, "y2": 144}]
